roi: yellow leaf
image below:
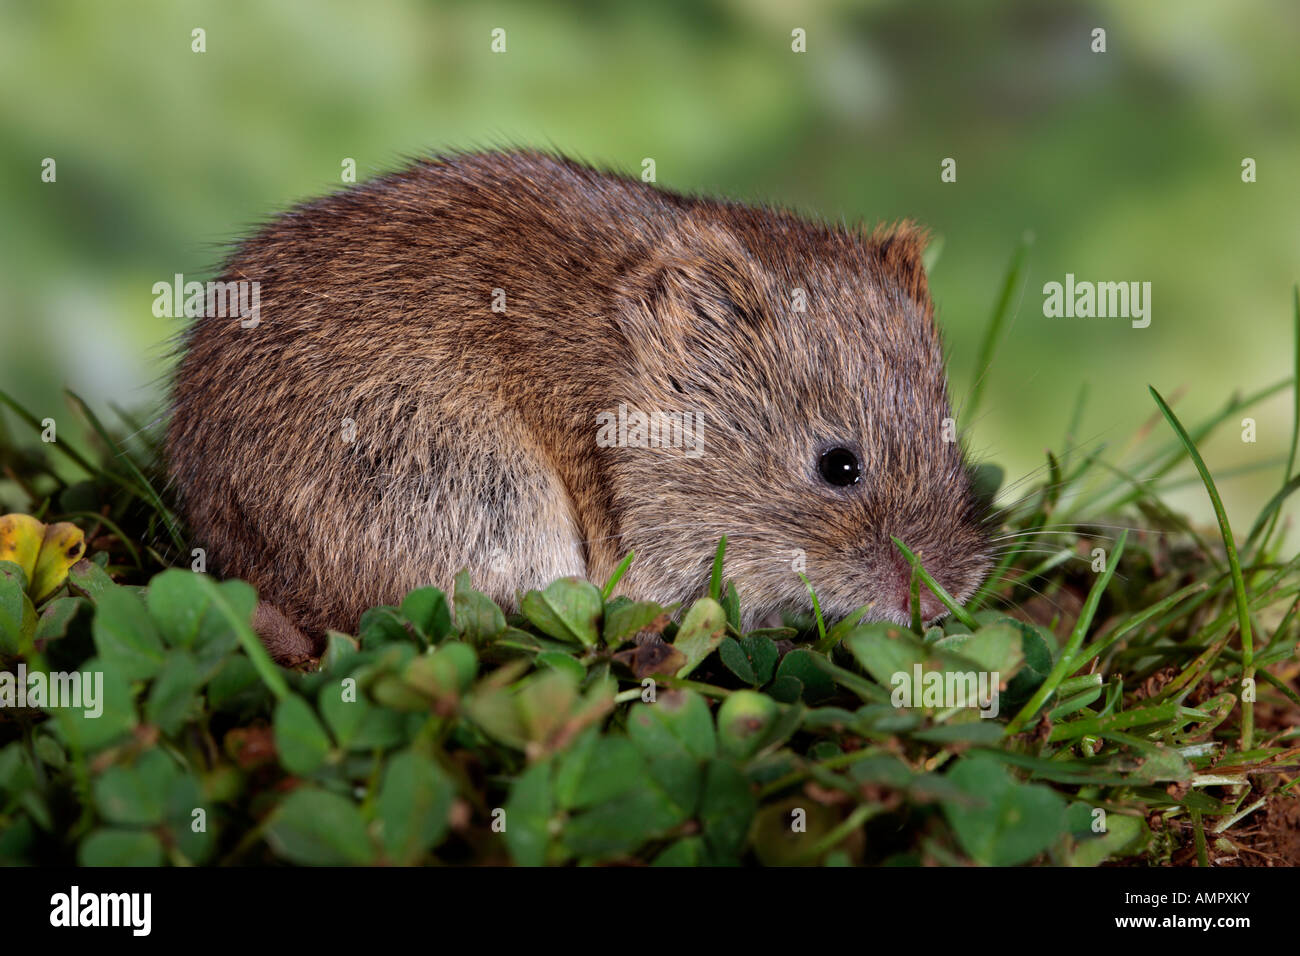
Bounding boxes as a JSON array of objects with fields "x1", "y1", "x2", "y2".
[
  {"x1": 30, "y1": 521, "x2": 86, "y2": 602},
  {"x1": 0, "y1": 513, "x2": 46, "y2": 583}
]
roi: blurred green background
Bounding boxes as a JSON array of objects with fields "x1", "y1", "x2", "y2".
[{"x1": 2, "y1": 0, "x2": 1297, "y2": 527}]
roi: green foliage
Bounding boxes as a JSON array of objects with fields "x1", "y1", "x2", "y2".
[
  {"x1": 1, "y1": 272, "x2": 1297, "y2": 868},
  {"x1": 0, "y1": 525, "x2": 1292, "y2": 865}
]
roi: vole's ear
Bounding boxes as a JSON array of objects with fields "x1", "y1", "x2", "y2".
[
  {"x1": 615, "y1": 218, "x2": 769, "y2": 359},
  {"x1": 863, "y1": 220, "x2": 931, "y2": 306}
]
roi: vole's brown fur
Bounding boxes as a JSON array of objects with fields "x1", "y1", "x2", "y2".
[{"x1": 167, "y1": 150, "x2": 990, "y2": 661}]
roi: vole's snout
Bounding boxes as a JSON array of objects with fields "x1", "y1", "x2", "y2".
[
  {"x1": 890, "y1": 583, "x2": 946, "y2": 624},
  {"x1": 883, "y1": 550, "x2": 947, "y2": 624}
]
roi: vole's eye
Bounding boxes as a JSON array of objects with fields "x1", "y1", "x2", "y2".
[{"x1": 818, "y1": 447, "x2": 861, "y2": 486}]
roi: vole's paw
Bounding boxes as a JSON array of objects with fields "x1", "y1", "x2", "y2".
[{"x1": 252, "y1": 601, "x2": 318, "y2": 667}]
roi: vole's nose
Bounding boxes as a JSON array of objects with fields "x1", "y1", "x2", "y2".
[
  {"x1": 894, "y1": 583, "x2": 944, "y2": 623},
  {"x1": 888, "y1": 551, "x2": 946, "y2": 622}
]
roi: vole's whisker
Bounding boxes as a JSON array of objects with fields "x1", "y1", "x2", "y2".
[
  {"x1": 981, "y1": 577, "x2": 1074, "y2": 618},
  {"x1": 977, "y1": 426, "x2": 1121, "y2": 520},
  {"x1": 986, "y1": 548, "x2": 1083, "y2": 558},
  {"x1": 987, "y1": 522, "x2": 1168, "y2": 542},
  {"x1": 983, "y1": 483, "x2": 1120, "y2": 524}
]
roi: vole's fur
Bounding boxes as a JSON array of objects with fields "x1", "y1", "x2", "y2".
[{"x1": 166, "y1": 150, "x2": 990, "y2": 661}]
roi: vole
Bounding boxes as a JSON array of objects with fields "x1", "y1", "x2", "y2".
[{"x1": 166, "y1": 150, "x2": 991, "y2": 663}]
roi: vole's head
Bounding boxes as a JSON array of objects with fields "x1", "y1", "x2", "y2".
[{"x1": 606, "y1": 208, "x2": 990, "y2": 626}]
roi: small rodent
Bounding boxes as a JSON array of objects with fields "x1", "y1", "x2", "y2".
[{"x1": 166, "y1": 150, "x2": 990, "y2": 662}]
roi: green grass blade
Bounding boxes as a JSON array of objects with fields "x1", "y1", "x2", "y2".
[
  {"x1": 961, "y1": 230, "x2": 1032, "y2": 428},
  {"x1": 1071, "y1": 378, "x2": 1292, "y2": 517},
  {"x1": 602, "y1": 551, "x2": 634, "y2": 599},
  {"x1": 1005, "y1": 530, "x2": 1127, "y2": 735},
  {"x1": 65, "y1": 390, "x2": 187, "y2": 555},
  {"x1": 908, "y1": 565, "x2": 923, "y2": 634},
  {"x1": 198, "y1": 576, "x2": 290, "y2": 700},
  {"x1": 1073, "y1": 580, "x2": 1207, "y2": 668},
  {"x1": 889, "y1": 536, "x2": 979, "y2": 630},
  {"x1": 1258, "y1": 283, "x2": 1300, "y2": 554},
  {"x1": 0, "y1": 387, "x2": 105, "y2": 480},
  {"x1": 59, "y1": 510, "x2": 144, "y2": 570},
  {"x1": 1245, "y1": 472, "x2": 1300, "y2": 553},
  {"x1": 709, "y1": 536, "x2": 726, "y2": 601},
  {"x1": 798, "y1": 572, "x2": 829, "y2": 650},
  {"x1": 1094, "y1": 459, "x2": 1222, "y2": 567},
  {"x1": 1059, "y1": 383, "x2": 1089, "y2": 474},
  {"x1": 1148, "y1": 386, "x2": 1254, "y2": 748}
]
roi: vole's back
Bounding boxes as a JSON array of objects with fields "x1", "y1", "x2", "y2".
[{"x1": 168, "y1": 152, "x2": 676, "y2": 644}]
